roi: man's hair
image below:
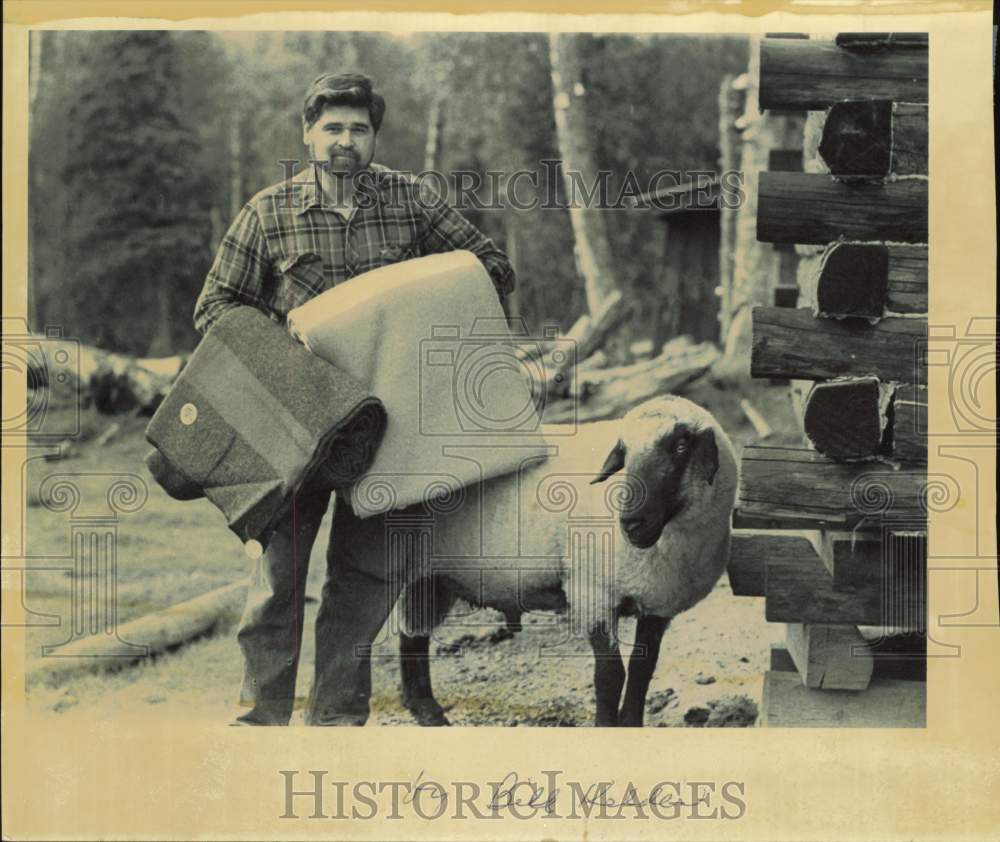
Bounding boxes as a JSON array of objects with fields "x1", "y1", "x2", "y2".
[{"x1": 303, "y1": 72, "x2": 386, "y2": 132}]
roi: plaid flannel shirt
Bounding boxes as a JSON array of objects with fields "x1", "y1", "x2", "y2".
[{"x1": 194, "y1": 163, "x2": 515, "y2": 335}]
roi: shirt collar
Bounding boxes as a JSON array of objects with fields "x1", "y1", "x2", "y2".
[{"x1": 291, "y1": 163, "x2": 395, "y2": 216}]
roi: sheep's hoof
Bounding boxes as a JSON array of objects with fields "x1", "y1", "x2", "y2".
[{"x1": 404, "y1": 698, "x2": 451, "y2": 727}]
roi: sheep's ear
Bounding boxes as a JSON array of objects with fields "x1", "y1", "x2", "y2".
[
  {"x1": 591, "y1": 440, "x2": 626, "y2": 484},
  {"x1": 691, "y1": 428, "x2": 719, "y2": 486}
]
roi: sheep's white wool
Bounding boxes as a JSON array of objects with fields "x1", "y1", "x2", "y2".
[{"x1": 399, "y1": 395, "x2": 739, "y2": 637}]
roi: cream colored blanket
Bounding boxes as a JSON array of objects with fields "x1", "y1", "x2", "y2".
[{"x1": 288, "y1": 251, "x2": 552, "y2": 518}]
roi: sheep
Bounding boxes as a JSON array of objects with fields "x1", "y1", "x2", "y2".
[{"x1": 394, "y1": 394, "x2": 739, "y2": 727}]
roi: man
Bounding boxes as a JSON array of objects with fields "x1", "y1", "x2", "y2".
[{"x1": 194, "y1": 72, "x2": 515, "y2": 725}]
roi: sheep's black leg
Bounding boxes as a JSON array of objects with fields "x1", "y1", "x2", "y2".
[
  {"x1": 589, "y1": 619, "x2": 625, "y2": 727},
  {"x1": 399, "y1": 632, "x2": 450, "y2": 726},
  {"x1": 618, "y1": 615, "x2": 670, "y2": 727}
]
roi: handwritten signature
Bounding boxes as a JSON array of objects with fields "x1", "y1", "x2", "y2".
[{"x1": 486, "y1": 771, "x2": 710, "y2": 811}]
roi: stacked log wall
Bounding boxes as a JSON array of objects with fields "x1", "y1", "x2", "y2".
[{"x1": 729, "y1": 33, "x2": 929, "y2": 727}]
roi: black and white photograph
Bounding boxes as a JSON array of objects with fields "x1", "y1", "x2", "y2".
[
  {"x1": 10, "y1": 27, "x2": 939, "y2": 725},
  {"x1": 2, "y1": 7, "x2": 997, "y2": 841}
]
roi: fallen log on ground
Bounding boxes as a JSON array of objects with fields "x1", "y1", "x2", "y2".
[
  {"x1": 29, "y1": 579, "x2": 248, "y2": 687},
  {"x1": 542, "y1": 290, "x2": 631, "y2": 399},
  {"x1": 542, "y1": 340, "x2": 719, "y2": 424},
  {"x1": 84, "y1": 350, "x2": 185, "y2": 415},
  {"x1": 26, "y1": 336, "x2": 186, "y2": 416},
  {"x1": 568, "y1": 335, "x2": 700, "y2": 393}
]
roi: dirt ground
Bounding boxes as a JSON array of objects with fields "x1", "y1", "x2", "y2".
[{"x1": 22, "y1": 375, "x2": 795, "y2": 727}]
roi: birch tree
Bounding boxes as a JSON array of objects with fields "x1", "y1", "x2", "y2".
[{"x1": 548, "y1": 33, "x2": 621, "y2": 316}]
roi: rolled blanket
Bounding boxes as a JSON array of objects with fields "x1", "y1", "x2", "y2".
[
  {"x1": 288, "y1": 250, "x2": 552, "y2": 518},
  {"x1": 143, "y1": 449, "x2": 202, "y2": 500},
  {"x1": 144, "y1": 306, "x2": 387, "y2": 546}
]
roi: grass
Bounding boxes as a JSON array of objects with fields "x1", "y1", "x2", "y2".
[{"x1": 21, "y1": 391, "x2": 252, "y2": 668}]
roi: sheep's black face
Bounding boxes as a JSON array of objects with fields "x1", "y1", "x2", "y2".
[{"x1": 590, "y1": 420, "x2": 719, "y2": 549}]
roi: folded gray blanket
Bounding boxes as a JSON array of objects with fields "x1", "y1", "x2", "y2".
[{"x1": 144, "y1": 307, "x2": 386, "y2": 547}]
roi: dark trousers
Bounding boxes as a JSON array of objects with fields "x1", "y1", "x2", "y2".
[{"x1": 234, "y1": 489, "x2": 411, "y2": 725}]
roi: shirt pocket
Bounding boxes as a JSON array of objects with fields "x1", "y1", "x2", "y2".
[
  {"x1": 272, "y1": 252, "x2": 327, "y2": 315},
  {"x1": 377, "y1": 242, "x2": 421, "y2": 269}
]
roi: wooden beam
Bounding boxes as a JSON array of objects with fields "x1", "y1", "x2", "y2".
[
  {"x1": 814, "y1": 530, "x2": 878, "y2": 584},
  {"x1": 860, "y1": 630, "x2": 928, "y2": 682},
  {"x1": 727, "y1": 532, "x2": 786, "y2": 596},
  {"x1": 761, "y1": 671, "x2": 926, "y2": 727},
  {"x1": 785, "y1": 623, "x2": 875, "y2": 690},
  {"x1": 765, "y1": 534, "x2": 926, "y2": 628},
  {"x1": 778, "y1": 608, "x2": 928, "y2": 681},
  {"x1": 891, "y1": 384, "x2": 927, "y2": 462},
  {"x1": 812, "y1": 521, "x2": 927, "y2": 580},
  {"x1": 733, "y1": 509, "x2": 842, "y2": 531},
  {"x1": 818, "y1": 101, "x2": 927, "y2": 177},
  {"x1": 770, "y1": 643, "x2": 798, "y2": 672},
  {"x1": 886, "y1": 245, "x2": 929, "y2": 314},
  {"x1": 751, "y1": 307, "x2": 927, "y2": 382},
  {"x1": 757, "y1": 171, "x2": 928, "y2": 244},
  {"x1": 740, "y1": 442, "x2": 928, "y2": 529},
  {"x1": 759, "y1": 38, "x2": 928, "y2": 110},
  {"x1": 763, "y1": 534, "x2": 885, "y2": 624},
  {"x1": 803, "y1": 378, "x2": 885, "y2": 461},
  {"x1": 890, "y1": 103, "x2": 929, "y2": 175},
  {"x1": 834, "y1": 33, "x2": 930, "y2": 49},
  {"x1": 828, "y1": 534, "x2": 927, "y2": 635}
]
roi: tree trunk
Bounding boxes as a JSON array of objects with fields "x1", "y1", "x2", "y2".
[
  {"x1": 145, "y1": 281, "x2": 175, "y2": 357},
  {"x1": 548, "y1": 33, "x2": 620, "y2": 316},
  {"x1": 723, "y1": 35, "x2": 806, "y2": 369},
  {"x1": 717, "y1": 72, "x2": 744, "y2": 343},
  {"x1": 423, "y1": 95, "x2": 446, "y2": 173},
  {"x1": 229, "y1": 105, "x2": 243, "y2": 219},
  {"x1": 504, "y1": 209, "x2": 522, "y2": 320},
  {"x1": 28, "y1": 31, "x2": 45, "y2": 328}
]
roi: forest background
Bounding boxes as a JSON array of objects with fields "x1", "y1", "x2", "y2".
[{"x1": 27, "y1": 30, "x2": 748, "y2": 356}]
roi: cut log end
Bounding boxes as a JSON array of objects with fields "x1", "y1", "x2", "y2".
[
  {"x1": 803, "y1": 378, "x2": 884, "y2": 460},
  {"x1": 816, "y1": 243, "x2": 890, "y2": 318},
  {"x1": 818, "y1": 101, "x2": 893, "y2": 177}
]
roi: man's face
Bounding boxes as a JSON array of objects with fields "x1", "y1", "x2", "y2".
[{"x1": 302, "y1": 104, "x2": 376, "y2": 178}]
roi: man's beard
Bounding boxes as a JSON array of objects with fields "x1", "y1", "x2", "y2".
[{"x1": 324, "y1": 150, "x2": 366, "y2": 177}]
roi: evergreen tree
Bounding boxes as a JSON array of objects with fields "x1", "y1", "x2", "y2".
[{"x1": 62, "y1": 31, "x2": 213, "y2": 354}]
